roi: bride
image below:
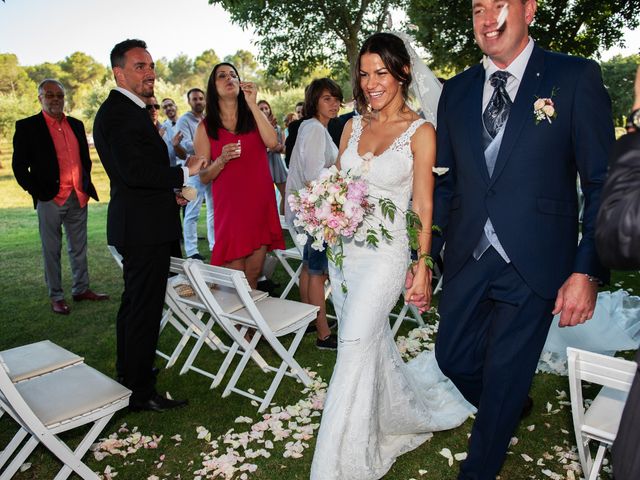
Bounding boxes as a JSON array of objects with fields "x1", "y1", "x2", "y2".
[{"x1": 310, "y1": 33, "x2": 474, "y2": 479}]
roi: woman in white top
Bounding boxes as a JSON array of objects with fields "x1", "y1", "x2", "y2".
[{"x1": 284, "y1": 77, "x2": 343, "y2": 350}]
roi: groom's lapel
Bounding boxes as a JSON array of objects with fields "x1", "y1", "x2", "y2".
[
  {"x1": 464, "y1": 65, "x2": 490, "y2": 185},
  {"x1": 489, "y1": 46, "x2": 546, "y2": 186}
]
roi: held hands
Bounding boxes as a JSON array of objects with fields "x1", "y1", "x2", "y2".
[
  {"x1": 553, "y1": 273, "x2": 598, "y2": 327},
  {"x1": 240, "y1": 82, "x2": 258, "y2": 105},
  {"x1": 185, "y1": 155, "x2": 208, "y2": 176},
  {"x1": 404, "y1": 264, "x2": 432, "y2": 312}
]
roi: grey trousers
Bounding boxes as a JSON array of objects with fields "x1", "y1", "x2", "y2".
[{"x1": 36, "y1": 191, "x2": 89, "y2": 300}]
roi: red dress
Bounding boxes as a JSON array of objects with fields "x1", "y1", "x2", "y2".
[{"x1": 207, "y1": 126, "x2": 285, "y2": 265}]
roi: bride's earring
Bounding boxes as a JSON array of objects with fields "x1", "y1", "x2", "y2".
[{"x1": 367, "y1": 103, "x2": 372, "y2": 113}]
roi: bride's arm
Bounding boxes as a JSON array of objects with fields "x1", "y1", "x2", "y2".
[
  {"x1": 334, "y1": 118, "x2": 354, "y2": 170},
  {"x1": 406, "y1": 122, "x2": 437, "y2": 307}
]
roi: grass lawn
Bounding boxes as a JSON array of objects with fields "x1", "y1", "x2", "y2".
[{"x1": 0, "y1": 137, "x2": 636, "y2": 479}]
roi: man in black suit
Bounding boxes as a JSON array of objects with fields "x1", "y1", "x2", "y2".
[
  {"x1": 93, "y1": 39, "x2": 205, "y2": 412},
  {"x1": 596, "y1": 65, "x2": 640, "y2": 480},
  {"x1": 12, "y1": 79, "x2": 108, "y2": 315}
]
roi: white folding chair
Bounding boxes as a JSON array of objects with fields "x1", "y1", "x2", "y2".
[
  {"x1": 0, "y1": 340, "x2": 84, "y2": 430},
  {"x1": 567, "y1": 347, "x2": 637, "y2": 480},
  {"x1": 184, "y1": 259, "x2": 319, "y2": 412},
  {"x1": 167, "y1": 258, "x2": 271, "y2": 387},
  {"x1": 273, "y1": 215, "x2": 305, "y2": 299},
  {"x1": 0, "y1": 354, "x2": 131, "y2": 480}
]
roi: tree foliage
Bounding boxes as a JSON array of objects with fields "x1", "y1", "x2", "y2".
[
  {"x1": 208, "y1": 0, "x2": 405, "y2": 84},
  {"x1": 0, "y1": 54, "x2": 35, "y2": 96},
  {"x1": 601, "y1": 54, "x2": 640, "y2": 126},
  {"x1": 407, "y1": 0, "x2": 640, "y2": 72}
]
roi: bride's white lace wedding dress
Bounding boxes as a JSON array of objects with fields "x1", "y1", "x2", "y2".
[{"x1": 310, "y1": 116, "x2": 475, "y2": 480}]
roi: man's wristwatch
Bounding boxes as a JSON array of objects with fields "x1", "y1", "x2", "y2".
[
  {"x1": 626, "y1": 108, "x2": 640, "y2": 131},
  {"x1": 584, "y1": 274, "x2": 602, "y2": 285}
]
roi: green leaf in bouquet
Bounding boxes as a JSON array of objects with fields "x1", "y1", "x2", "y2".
[
  {"x1": 341, "y1": 281, "x2": 348, "y2": 294},
  {"x1": 405, "y1": 210, "x2": 423, "y2": 230},
  {"x1": 366, "y1": 229, "x2": 379, "y2": 247},
  {"x1": 379, "y1": 198, "x2": 396, "y2": 222},
  {"x1": 379, "y1": 223, "x2": 393, "y2": 242},
  {"x1": 407, "y1": 226, "x2": 420, "y2": 251},
  {"x1": 432, "y1": 224, "x2": 443, "y2": 236}
]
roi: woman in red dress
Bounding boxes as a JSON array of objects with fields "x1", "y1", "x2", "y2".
[{"x1": 195, "y1": 63, "x2": 284, "y2": 288}]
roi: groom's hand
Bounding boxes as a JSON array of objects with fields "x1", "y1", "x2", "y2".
[{"x1": 552, "y1": 273, "x2": 598, "y2": 327}]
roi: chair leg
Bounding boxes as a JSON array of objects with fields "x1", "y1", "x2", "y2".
[
  {"x1": 223, "y1": 329, "x2": 261, "y2": 398},
  {"x1": 587, "y1": 443, "x2": 607, "y2": 480},
  {"x1": 179, "y1": 318, "x2": 214, "y2": 375},
  {"x1": 0, "y1": 427, "x2": 28, "y2": 470},
  {"x1": 0, "y1": 436, "x2": 39, "y2": 480},
  {"x1": 51, "y1": 416, "x2": 112, "y2": 480},
  {"x1": 258, "y1": 327, "x2": 312, "y2": 412},
  {"x1": 279, "y1": 263, "x2": 302, "y2": 299},
  {"x1": 576, "y1": 436, "x2": 593, "y2": 480},
  {"x1": 167, "y1": 324, "x2": 196, "y2": 368}
]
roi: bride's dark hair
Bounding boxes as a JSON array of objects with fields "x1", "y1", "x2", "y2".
[{"x1": 353, "y1": 33, "x2": 411, "y2": 114}]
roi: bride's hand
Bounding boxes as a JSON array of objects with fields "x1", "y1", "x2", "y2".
[{"x1": 405, "y1": 267, "x2": 432, "y2": 311}]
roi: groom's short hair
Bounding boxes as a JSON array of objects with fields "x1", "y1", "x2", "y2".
[{"x1": 110, "y1": 39, "x2": 148, "y2": 69}]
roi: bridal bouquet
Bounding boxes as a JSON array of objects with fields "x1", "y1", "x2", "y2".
[
  {"x1": 288, "y1": 165, "x2": 373, "y2": 252},
  {"x1": 288, "y1": 166, "x2": 430, "y2": 292}
]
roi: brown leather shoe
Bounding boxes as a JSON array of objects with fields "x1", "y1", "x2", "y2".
[
  {"x1": 72, "y1": 289, "x2": 110, "y2": 302},
  {"x1": 51, "y1": 299, "x2": 71, "y2": 315}
]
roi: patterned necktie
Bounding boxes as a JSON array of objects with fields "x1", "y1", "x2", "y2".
[{"x1": 483, "y1": 71, "x2": 512, "y2": 138}]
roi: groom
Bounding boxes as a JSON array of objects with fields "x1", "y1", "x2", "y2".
[{"x1": 429, "y1": 0, "x2": 614, "y2": 478}]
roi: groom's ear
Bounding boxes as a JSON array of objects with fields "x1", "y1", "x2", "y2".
[{"x1": 524, "y1": 0, "x2": 537, "y2": 25}]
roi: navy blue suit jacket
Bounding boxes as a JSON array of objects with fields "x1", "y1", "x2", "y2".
[{"x1": 432, "y1": 46, "x2": 613, "y2": 299}]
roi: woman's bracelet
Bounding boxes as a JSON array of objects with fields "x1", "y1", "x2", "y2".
[{"x1": 217, "y1": 156, "x2": 225, "y2": 170}]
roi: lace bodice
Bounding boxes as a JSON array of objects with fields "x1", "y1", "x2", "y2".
[{"x1": 341, "y1": 116, "x2": 427, "y2": 232}]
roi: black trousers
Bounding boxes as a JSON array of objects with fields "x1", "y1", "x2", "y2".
[{"x1": 115, "y1": 242, "x2": 172, "y2": 403}]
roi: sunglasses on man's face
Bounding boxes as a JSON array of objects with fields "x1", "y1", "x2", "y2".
[{"x1": 146, "y1": 104, "x2": 160, "y2": 110}]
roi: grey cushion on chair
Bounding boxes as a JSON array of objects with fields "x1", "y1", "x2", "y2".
[
  {"x1": 231, "y1": 297, "x2": 319, "y2": 334},
  {"x1": 15, "y1": 364, "x2": 131, "y2": 427},
  {"x1": 2, "y1": 340, "x2": 83, "y2": 382}
]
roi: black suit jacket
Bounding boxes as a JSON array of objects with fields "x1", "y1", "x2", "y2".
[
  {"x1": 596, "y1": 131, "x2": 640, "y2": 270},
  {"x1": 93, "y1": 90, "x2": 184, "y2": 247},
  {"x1": 12, "y1": 112, "x2": 98, "y2": 208}
]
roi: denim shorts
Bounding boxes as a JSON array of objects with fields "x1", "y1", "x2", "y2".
[{"x1": 303, "y1": 235, "x2": 329, "y2": 275}]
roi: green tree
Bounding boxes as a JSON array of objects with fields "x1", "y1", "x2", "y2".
[
  {"x1": 0, "y1": 91, "x2": 39, "y2": 146},
  {"x1": 167, "y1": 54, "x2": 194, "y2": 85},
  {"x1": 0, "y1": 54, "x2": 35, "y2": 96},
  {"x1": 194, "y1": 49, "x2": 221, "y2": 84},
  {"x1": 154, "y1": 57, "x2": 171, "y2": 82},
  {"x1": 224, "y1": 49, "x2": 259, "y2": 82},
  {"x1": 601, "y1": 54, "x2": 639, "y2": 126},
  {"x1": 407, "y1": 0, "x2": 640, "y2": 72},
  {"x1": 209, "y1": 0, "x2": 405, "y2": 84},
  {"x1": 24, "y1": 62, "x2": 65, "y2": 86},
  {"x1": 59, "y1": 52, "x2": 109, "y2": 109}
]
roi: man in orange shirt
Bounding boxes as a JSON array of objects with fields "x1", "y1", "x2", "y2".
[{"x1": 12, "y1": 79, "x2": 108, "y2": 315}]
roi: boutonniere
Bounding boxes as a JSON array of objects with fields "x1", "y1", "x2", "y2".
[{"x1": 533, "y1": 87, "x2": 559, "y2": 124}]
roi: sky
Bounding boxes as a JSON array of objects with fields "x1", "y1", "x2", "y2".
[
  {"x1": 0, "y1": 0, "x2": 637, "y2": 67},
  {"x1": 0, "y1": 0, "x2": 257, "y2": 66}
]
